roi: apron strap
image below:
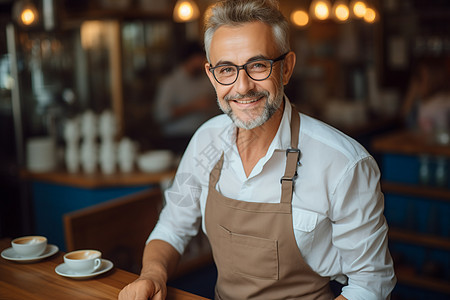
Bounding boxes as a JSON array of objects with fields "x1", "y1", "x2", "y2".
[
  {"x1": 210, "y1": 152, "x2": 224, "y2": 187},
  {"x1": 290, "y1": 105, "x2": 300, "y2": 148},
  {"x1": 210, "y1": 104, "x2": 301, "y2": 203},
  {"x1": 280, "y1": 106, "x2": 301, "y2": 204}
]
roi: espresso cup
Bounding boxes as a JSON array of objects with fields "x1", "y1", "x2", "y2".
[
  {"x1": 64, "y1": 250, "x2": 102, "y2": 274},
  {"x1": 12, "y1": 236, "x2": 47, "y2": 257}
]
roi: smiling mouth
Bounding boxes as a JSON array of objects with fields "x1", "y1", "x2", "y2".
[{"x1": 232, "y1": 96, "x2": 264, "y2": 104}]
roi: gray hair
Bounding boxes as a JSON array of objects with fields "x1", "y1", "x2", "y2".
[{"x1": 203, "y1": 0, "x2": 290, "y2": 62}]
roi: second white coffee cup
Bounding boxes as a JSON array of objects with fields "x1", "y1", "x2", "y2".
[{"x1": 64, "y1": 250, "x2": 102, "y2": 274}]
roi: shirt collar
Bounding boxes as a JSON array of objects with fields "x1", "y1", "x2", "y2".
[
  {"x1": 221, "y1": 94, "x2": 295, "y2": 169},
  {"x1": 271, "y1": 94, "x2": 294, "y2": 151}
]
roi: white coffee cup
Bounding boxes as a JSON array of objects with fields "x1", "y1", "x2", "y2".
[
  {"x1": 12, "y1": 236, "x2": 47, "y2": 257},
  {"x1": 64, "y1": 250, "x2": 102, "y2": 274}
]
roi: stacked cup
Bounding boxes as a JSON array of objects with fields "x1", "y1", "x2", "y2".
[
  {"x1": 80, "y1": 110, "x2": 98, "y2": 174},
  {"x1": 63, "y1": 118, "x2": 80, "y2": 173},
  {"x1": 99, "y1": 110, "x2": 117, "y2": 175}
]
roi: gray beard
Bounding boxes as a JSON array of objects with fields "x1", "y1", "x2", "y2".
[{"x1": 218, "y1": 88, "x2": 284, "y2": 130}]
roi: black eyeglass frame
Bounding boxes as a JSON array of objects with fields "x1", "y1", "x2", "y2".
[{"x1": 208, "y1": 52, "x2": 289, "y2": 86}]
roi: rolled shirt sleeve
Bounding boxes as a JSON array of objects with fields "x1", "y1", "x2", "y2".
[
  {"x1": 330, "y1": 156, "x2": 396, "y2": 300},
  {"x1": 147, "y1": 142, "x2": 204, "y2": 254}
]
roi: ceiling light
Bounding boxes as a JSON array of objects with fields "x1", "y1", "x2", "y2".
[
  {"x1": 291, "y1": 9, "x2": 309, "y2": 27},
  {"x1": 12, "y1": 0, "x2": 39, "y2": 27},
  {"x1": 173, "y1": 0, "x2": 200, "y2": 23},
  {"x1": 351, "y1": 0, "x2": 367, "y2": 18},
  {"x1": 310, "y1": 0, "x2": 331, "y2": 21},
  {"x1": 363, "y1": 7, "x2": 377, "y2": 23},
  {"x1": 332, "y1": 0, "x2": 350, "y2": 22}
]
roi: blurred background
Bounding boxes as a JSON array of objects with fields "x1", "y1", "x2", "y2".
[{"x1": 0, "y1": 0, "x2": 449, "y2": 299}]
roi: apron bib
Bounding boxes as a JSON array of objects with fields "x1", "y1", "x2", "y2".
[{"x1": 205, "y1": 107, "x2": 333, "y2": 299}]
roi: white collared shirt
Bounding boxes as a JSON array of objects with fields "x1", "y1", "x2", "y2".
[{"x1": 149, "y1": 97, "x2": 396, "y2": 300}]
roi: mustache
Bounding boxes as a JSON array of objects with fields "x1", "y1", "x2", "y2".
[{"x1": 224, "y1": 90, "x2": 269, "y2": 102}]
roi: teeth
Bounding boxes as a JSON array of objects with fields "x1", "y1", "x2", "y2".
[{"x1": 235, "y1": 98, "x2": 258, "y2": 104}]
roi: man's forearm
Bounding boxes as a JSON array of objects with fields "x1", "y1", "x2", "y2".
[{"x1": 140, "y1": 239, "x2": 181, "y2": 283}]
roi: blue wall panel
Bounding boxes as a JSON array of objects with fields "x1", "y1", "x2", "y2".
[{"x1": 32, "y1": 181, "x2": 152, "y2": 251}]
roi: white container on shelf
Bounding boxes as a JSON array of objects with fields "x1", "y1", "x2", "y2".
[
  {"x1": 118, "y1": 137, "x2": 136, "y2": 173},
  {"x1": 137, "y1": 150, "x2": 173, "y2": 173},
  {"x1": 99, "y1": 139, "x2": 116, "y2": 175},
  {"x1": 63, "y1": 118, "x2": 80, "y2": 146},
  {"x1": 99, "y1": 110, "x2": 117, "y2": 141},
  {"x1": 81, "y1": 110, "x2": 97, "y2": 141},
  {"x1": 26, "y1": 137, "x2": 56, "y2": 172},
  {"x1": 65, "y1": 144, "x2": 79, "y2": 174},
  {"x1": 80, "y1": 140, "x2": 98, "y2": 174}
]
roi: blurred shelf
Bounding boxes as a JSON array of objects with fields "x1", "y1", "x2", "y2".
[
  {"x1": 20, "y1": 169, "x2": 176, "y2": 189},
  {"x1": 395, "y1": 266, "x2": 450, "y2": 295},
  {"x1": 372, "y1": 130, "x2": 450, "y2": 157},
  {"x1": 382, "y1": 181, "x2": 450, "y2": 202},
  {"x1": 334, "y1": 116, "x2": 400, "y2": 139},
  {"x1": 389, "y1": 228, "x2": 450, "y2": 251}
]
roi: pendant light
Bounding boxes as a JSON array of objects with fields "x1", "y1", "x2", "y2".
[
  {"x1": 310, "y1": 0, "x2": 331, "y2": 21},
  {"x1": 363, "y1": 6, "x2": 377, "y2": 23},
  {"x1": 173, "y1": 0, "x2": 200, "y2": 23},
  {"x1": 332, "y1": 0, "x2": 350, "y2": 22},
  {"x1": 12, "y1": 0, "x2": 39, "y2": 27},
  {"x1": 291, "y1": 9, "x2": 310, "y2": 27},
  {"x1": 350, "y1": 0, "x2": 367, "y2": 18}
]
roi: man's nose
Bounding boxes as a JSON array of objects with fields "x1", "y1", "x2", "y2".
[{"x1": 234, "y1": 68, "x2": 255, "y2": 94}]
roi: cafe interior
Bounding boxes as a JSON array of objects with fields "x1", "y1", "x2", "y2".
[{"x1": 0, "y1": 0, "x2": 449, "y2": 299}]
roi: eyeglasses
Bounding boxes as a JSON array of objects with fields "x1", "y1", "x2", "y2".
[{"x1": 208, "y1": 52, "x2": 289, "y2": 86}]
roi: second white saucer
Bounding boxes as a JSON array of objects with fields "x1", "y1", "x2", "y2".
[
  {"x1": 55, "y1": 259, "x2": 114, "y2": 280},
  {"x1": 1, "y1": 244, "x2": 59, "y2": 263}
]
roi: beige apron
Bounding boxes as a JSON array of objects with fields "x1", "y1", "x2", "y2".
[{"x1": 204, "y1": 107, "x2": 334, "y2": 300}]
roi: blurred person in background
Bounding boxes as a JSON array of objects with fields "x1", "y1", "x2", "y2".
[
  {"x1": 153, "y1": 41, "x2": 218, "y2": 153},
  {"x1": 401, "y1": 56, "x2": 450, "y2": 139}
]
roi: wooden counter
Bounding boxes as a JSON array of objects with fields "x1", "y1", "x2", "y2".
[
  {"x1": 21, "y1": 169, "x2": 176, "y2": 189},
  {"x1": 372, "y1": 130, "x2": 450, "y2": 157},
  {"x1": 0, "y1": 238, "x2": 208, "y2": 300}
]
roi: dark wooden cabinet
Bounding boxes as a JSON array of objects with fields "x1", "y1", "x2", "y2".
[{"x1": 372, "y1": 131, "x2": 450, "y2": 299}]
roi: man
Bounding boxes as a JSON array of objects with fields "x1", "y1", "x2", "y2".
[
  {"x1": 119, "y1": 1, "x2": 396, "y2": 299},
  {"x1": 153, "y1": 41, "x2": 218, "y2": 153}
]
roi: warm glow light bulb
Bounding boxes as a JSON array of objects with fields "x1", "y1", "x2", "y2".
[
  {"x1": 334, "y1": 4, "x2": 349, "y2": 21},
  {"x1": 364, "y1": 7, "x2": 377, "y2": 23},
  {"x1": 21, "y1": 8, "x2": 35, "y2": 25},
  {"x1": 173, "y1": 0, "x2": 200, "y2": 22},
  {"x1": 291, "y1": 10, "x2": 309, "y2": 27},
  {"x1": 352, "y1": 1, "x2": 366, "y2": 18},
  {"x1": 179, "y1": 2, "x2": 194, "y2": 21},
  {"x1": 314, "y1": 1, "x2": 330, "y2": 20}
]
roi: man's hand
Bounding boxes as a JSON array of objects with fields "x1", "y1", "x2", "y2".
[
  {"x1": 119, "y1": 240, "x2": 181, "y2": 300},
  {"x1": 118, "y1": 277, "x2": 167, "y2": 300},
  {"x1": 335, "y1": 295, "x2": 348, "y2": 300}
]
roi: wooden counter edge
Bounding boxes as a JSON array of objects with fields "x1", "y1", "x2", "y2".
[
  {"x1": 0, "y1": 238, "x2": 209, "y2": 300},
  {"x1": 20, "y1": 169, "x2": 177, "y2": 189}
]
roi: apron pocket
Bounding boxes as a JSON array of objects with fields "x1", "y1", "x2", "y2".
[
  {"x1": 292, "y1": 208, "x2": 318, "y2": 254},
  {"x1": 219, "y1": 225, "x2": 279, "y2": 280}
]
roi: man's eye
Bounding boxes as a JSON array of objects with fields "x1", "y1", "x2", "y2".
[
  {"x1": 218, "y1": 66, "x2": 235, "y2": 75},
  {"x1": 249, "y1": 61, "x2": 269, "y2": 70}
]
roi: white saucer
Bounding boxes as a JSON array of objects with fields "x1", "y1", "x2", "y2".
[
  {"x1": 1, "y1": 244, "x2": 59, "y2": 263},
  {"x1": 55, "y1": 259, "x2": 114, "y2": 280}
]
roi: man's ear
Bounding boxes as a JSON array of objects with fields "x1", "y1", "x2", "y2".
[
  {"x1": 282, "y1": 51, "x2": 296, "y2": 86},
  {"x1": 205, "y1": 62, "x2": 217, "y2": 87}
]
